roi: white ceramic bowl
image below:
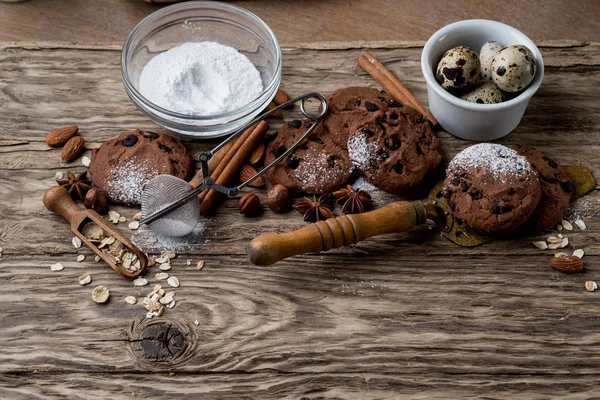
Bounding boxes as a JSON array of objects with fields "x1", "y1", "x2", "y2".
[{"x1": 421, "y1": 19, "x2": 544, "y2": 141}]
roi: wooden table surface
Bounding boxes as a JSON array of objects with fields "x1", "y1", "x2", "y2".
[
  {"x1": 0, "y1": 40, "x2": 599, "y2": 398},
  {"x1": 0, "y1": 0, "x2": 599, "y2": 44}
]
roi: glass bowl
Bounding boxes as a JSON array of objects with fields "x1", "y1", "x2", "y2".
[{"x1": 121, "y1": 1, "x2": 282, "y2": 139}]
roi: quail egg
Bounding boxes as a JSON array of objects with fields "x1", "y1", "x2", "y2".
[
  {"x1": 460, "y1": 81, "x2": 507, "y2": 104},
  {"x1": 435, "y1": 46, "x2": 481, "y2": 91},
  {"x1": 479, "y1": 41, "x2": 503, "y2": 80},
  {"x1": 491, "y1": 45, "x2": 537, "y2": 92}
]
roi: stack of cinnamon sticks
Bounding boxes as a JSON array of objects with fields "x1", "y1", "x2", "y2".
[{"x1": 188, "y1": 89, "x2": 290, "y2": 216}]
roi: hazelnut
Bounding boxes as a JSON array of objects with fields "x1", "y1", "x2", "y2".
[
  {"x1": 267, "y1": 184, "x2": 292, "y2": 213},
  {"x1": 84, "y1": 188, "x2": 107, "y2": 213},
  {"x1": 238, "y1": 193, "x2": 261, "y2": 216}
]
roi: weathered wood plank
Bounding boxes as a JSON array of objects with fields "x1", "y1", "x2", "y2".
[
  {"x1": 0, "y1": 41, "x2": 599, "y2": 397},
  {"x1": 1, "y1": 372, "x2": 599, "y2": 399}
]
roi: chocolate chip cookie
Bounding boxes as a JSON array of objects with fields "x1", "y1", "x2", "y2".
[
  {"x1": 264, "y1": 119, "x2": 354, "y2": 194},
  {"x1": 443, "y1": 143, "x2": 542, "y2": 234},
  {"x1": 89, "y1": 129, "x2": 194, "y2": 206},
  {"x1": 347, "y1": 109, "x2": 443, "y2": 195},
  {"x1": 512, "y1": 145, "x2": 574, "y2": 232}
]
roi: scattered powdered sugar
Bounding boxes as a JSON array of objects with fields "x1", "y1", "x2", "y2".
[
  {"x1": 294, "y1": 152, "x2": 351, "y2": 192},
  {"x1": 448, "y1": 143, "x2": 532, "y2": 182},
  {"x1": 139, "y1": 41, "x2": 263, "y2": 116},
  {"x1": 351, "y1": 176, "x2": 390, "y2": 205},
  {"x1": 348, "y1": 133, "x2": 378, "y2": 168},
  {"x1": 133, "y1": 222, "x2": 208, "y2": 252},
  {"x1": 108, "y1": 158, "x2": 157, "y2": 205}
]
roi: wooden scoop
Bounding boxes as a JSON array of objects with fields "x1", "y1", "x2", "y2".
[
  {"x1": 248, "y1": 181, "x2": 491, "y2": 266},
  {"x1": 43, "y1": 186, "x2": 147, "y2": 278}
]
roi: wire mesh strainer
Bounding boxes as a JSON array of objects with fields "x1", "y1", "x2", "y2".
[{"x1": 140, "y1": 92, "x2": 328, "y2": 237}]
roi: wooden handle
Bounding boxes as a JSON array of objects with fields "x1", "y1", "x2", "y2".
[
  {"x1": 248, "y1": 201, "x2": 426, "y2": 266},
  {"x1": 43, "y1": 186, "x2": 82, "y2": 224}
]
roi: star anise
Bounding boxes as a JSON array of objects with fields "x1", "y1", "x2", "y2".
[
  {"x1": 333, "y1": 185, "x2": 374, "y2": 214},
  {"x1": 293, "y1": 193, "x2": 335, "y2": 222},
  {"x1": 57, "y1": 171, "x2": 92, "y2": 200}
]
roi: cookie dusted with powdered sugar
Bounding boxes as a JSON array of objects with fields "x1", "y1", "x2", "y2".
[
  {"x1": 347, "y1": 108, "x2": 443, "y2": 195},
  {"x1": 264, "y1": 119, "x2": 355, "y2": 194},
  {"x1": 89, "y1": 129, "x2": 194, "y2": 206},
  {"x1": 443, "y1": 143, "x2": 542, "y2": 234}
]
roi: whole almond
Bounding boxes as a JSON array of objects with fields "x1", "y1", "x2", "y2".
[
  {"x1": 240, "y1": 165, "x2": 264, "y2": 188},
  {"x1": 549, "y1": 255, "x2": 584, "y2": 273},
  {"x1": 273, "y1": 89, "x2": 291, "y2": 106},
  {"x1": 264, "y1": 101, "x2": 283, "y2": 118},
  {"x1": 46, "y1": 125, "x2": 79, "y2": 147},
  {"x1": 61, "y1": 136, "x2": 85, "y2": 162},
  {"x1": 238, "y1": 193, "x2": 261, "y2": 216},
  {"x1": 249, "y1": 143, "x2": 265, "y2": 166}
]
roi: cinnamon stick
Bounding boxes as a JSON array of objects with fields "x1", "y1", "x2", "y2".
[
  {"x1": 200, "y1": 120, "x2": 269, "y2": 216},
  {"x1": 358, "y1": 51, "x2": 437, "y2": 125}
]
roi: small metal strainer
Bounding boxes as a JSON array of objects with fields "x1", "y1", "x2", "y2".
[{"x1": 140, "y1": 92, "x2": 328, "y2": 237}]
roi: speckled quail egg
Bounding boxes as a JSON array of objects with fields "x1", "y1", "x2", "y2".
[
  {"x1": 479, "y1": 41, "x2": 503, "y2": 80},
  {"x1": 460, "y1": 81, "x2": 507, "y2": 104},
  {"x1": 491, "y1": 45, "x2": 537, "y2": 92},
  {"x1": 435, "y1": 46, "x2": 481, "y2": 91}
]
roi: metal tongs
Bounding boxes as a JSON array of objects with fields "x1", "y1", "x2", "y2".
[{"x1": 140, "y1": 93, "x2": 329, "y2": 237}]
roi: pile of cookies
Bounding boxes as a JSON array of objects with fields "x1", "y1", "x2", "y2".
[
  {"x1": 442, "y1": 143, "x2": 574, "y2": 234},
  {"x1": 264, "y1": 87, "x2": 443, "y2": 197}
]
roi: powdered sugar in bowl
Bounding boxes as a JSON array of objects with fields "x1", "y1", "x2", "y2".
[{"x1": 122, "y1": 1, "x2": 282, "y2": 138}]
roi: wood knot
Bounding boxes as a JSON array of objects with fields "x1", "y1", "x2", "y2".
[{"x1": 139, "y1": 322, "x2": 185, "y2": 360}]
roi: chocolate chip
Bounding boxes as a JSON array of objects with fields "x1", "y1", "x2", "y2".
[
  {"x1": 158, "y1": 143, "x2": 172, "y2": 153},
  {"x1": 364, "y1": 101, "x2": 379, "y2": 112},
  {"x1": 287, "y1": 154, "x2": 300, "y2": 169},
  {"x1": 369, "y1": 159, "x2": 379, "y2": 169},
  {"x1": 141, "y1": 131, "x2": 159, "y2": 139},
  {"x1": 508, "y1": 188, "x2": 517, "y2": 196},
  {"x1": 543, "y1": 156, "x2": 558, "y2": 169},
  {"x1": 496, "y1": 66, "x2": 506, "y2": 76},
  {"x1": 389, "y1": 112, "x2": 398, "y2": 120},
  {"x1": 560, "y1": 180, "x2": 576, "y2": 193},
  {"x1": 460, "y1": 180, "x2": 470, "y2": 192},
  {"x1": 361, "y1": 127, "x2": 374, "y2": 137},
  {"x1": 416, "y1": 145, "x2": 425, "y2": 157},
  {"x1": 388, "y1": 99, "x2": 403, "y2": 108},
  {"x1": 491, "y1": 201, "x2": 511, "y2": 215},
  {"x1": 384, "y1": 135, "x2": 402, "y2": 151},
  {"x1": 470, "y1": 191, "x2": 483, "y2": 200},
  {"x1": 451, "y1": 175, "x2": 461, "y2": 186},
  {"x1": 122, "y1": 134, "x2": 138, "y2": 147},
  {"x1": 290, "y1": 119, "x2": 302, "y2": 129},
  {"x1": 274, "y1": 145, "x2": 287, "y2": 158},
  {"x1": 377, "y1": 149, "x2": 389, "y2": 160},
  {"x1": 355, "y1": 99, "x2": 361, "y2": 106},
  {"x1": 391, "y1": 162, "x2": 403, "y2": 174},
  {"x1": 327, "y1": 155, "x2": 337, "y2": 169},
  {"x1": 309, "y1": 137, "x2": 324, "y2": 144},
  {"x1": 448, "y1": 200, "x2": 456, "y2": 212}
]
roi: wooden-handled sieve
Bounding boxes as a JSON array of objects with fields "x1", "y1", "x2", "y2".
[
  {"x1": 43, "y1": 186, "x2": 147, "y2": 278},
  {"x1": 248, "y1": 181, "x2": 491, "y2": 266}
]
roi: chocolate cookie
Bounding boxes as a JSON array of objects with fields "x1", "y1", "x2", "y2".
[
  {"x1": 347, "y1": 109, "x2": 443, "y2": 195},
  {"x1": 443, "y1": 143, "x2": 542, "y2": 234},
  {"x1": 89, "y1": 129, "x2": 194, "y2": 206},
  {"x1": 512, "y1": 145, "x2": 574, "y2": 232},
  {"x1": 264, "y1": 119, "x2": 354, "y2": 194}
]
